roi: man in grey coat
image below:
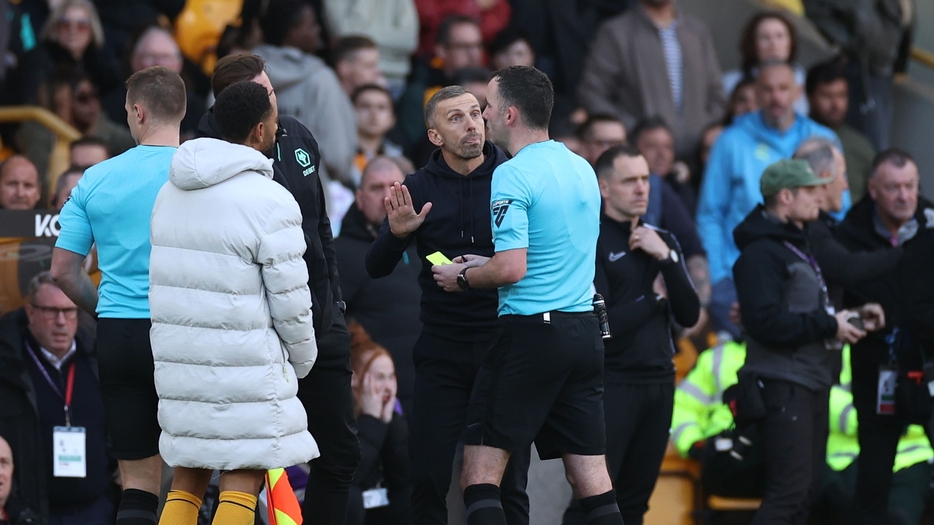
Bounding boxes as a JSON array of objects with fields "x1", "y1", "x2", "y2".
[{"x1": 577, "y1": 0, "x2": 726, "y2": 162}]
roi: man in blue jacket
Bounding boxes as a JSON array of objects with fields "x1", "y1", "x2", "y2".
[{"x1": 697, "y1": 60, "x2": 838, "y2": 340}]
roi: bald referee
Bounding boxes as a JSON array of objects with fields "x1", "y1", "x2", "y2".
[{"x1": 433, "y1": 66, "x2": 623, "y2": 525}]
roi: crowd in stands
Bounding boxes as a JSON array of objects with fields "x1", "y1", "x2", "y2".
[{"x1": 0, "y1": 0, "x2": 927, "y2": 524}]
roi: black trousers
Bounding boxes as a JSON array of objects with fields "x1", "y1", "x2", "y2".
[
  {"x1": 298, "y1": 314, "x2": 362, "y2": 525},
  {"x1": 852, "y1": 403, "x2": 908, "y2": 525},
  {"x1": 409, "y1": 331, "x2": 530, "y2": 525},
  {"x1": 561, "y1": 381, "x2": 673, "y2": 525},
  {"x1": 752, "y1": 379, "x2": 828, "y2": 525}
]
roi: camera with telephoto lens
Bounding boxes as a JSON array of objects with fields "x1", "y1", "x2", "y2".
[{"x1": 593, "y1": 293, "x2": 611, "y2": 339}]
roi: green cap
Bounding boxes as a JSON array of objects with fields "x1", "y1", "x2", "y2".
[{"x1": 760, "y1": 159, "x2": 830, "y2": 197}]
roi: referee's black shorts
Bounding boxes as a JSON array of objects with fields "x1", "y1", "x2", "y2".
[
  {"x1": 95, "y1": 318, "x2": 161, "y2": 460},
  {"x1": 464, "y1": 311, "x2": 606, "y2": 460}
]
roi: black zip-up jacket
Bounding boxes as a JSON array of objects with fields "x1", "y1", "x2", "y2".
[
  {"x1": 0, "y1": 309, "x2": 104, "y2": 523},
  {"x1": 595, "y1": 216, "x2": 699, "y2": 382},
  {"x1": 198, "y1": 112, "x2": 342, "y2": 336},
  {"x1": 365, "y1": 142, "x2": 507, "y2": 340},
  {"x1": 733, "y1": 206, "x2": 839, "y2": 391},
  {"x1": 336, "y1": 204, "x2": 421, "y2": 406},
  {"x1": 835, "y1": 196, "x2": 934, "y2": 406}
]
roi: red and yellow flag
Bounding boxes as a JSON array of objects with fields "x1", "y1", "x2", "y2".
[{"x1": 266, "y1": 468, "x2": 302, "y2": 525}]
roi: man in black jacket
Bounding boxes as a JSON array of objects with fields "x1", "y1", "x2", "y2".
[
  {"x1": 734, "y1": 159, "x2": 868, "y2": 524},
  {"x1": 336, "y1": 157, "x2": 421, "y2": 416},
  {"x1": 561, "y1": 145, "x2": 699, "y2": 525},
  {"x1": 834, "y1": 148, "x2": 934, "y2": 525},
  {"x1": 0, "y1": 273, "x2": 113, "y2": 524},
  {"x1": 366, "y1": 86, "x2": 529, "y2": 525},
  {"x1": 198, "y1": 54, "x2": 360, "y2": 525}
]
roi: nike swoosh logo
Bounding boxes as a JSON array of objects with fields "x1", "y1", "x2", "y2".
[{"x1": 608, "y1": 251, "x2": 626, "y2": 262}]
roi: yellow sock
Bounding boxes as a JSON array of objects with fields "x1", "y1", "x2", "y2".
[
  {"x1": 211, "y1": 491, "x2": 258, "y2": 525},
  {"x1": 159, "y1": 490, "x2": 202, "y2": 525}
]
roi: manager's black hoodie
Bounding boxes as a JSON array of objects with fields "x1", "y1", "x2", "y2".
[{"x1": 366, "y1": 141, "x2": 507, "y2": 340}]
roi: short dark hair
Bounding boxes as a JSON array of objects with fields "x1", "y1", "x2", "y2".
[
  {"x1": 424, "y1": 85, "x2": 473, "y2": 128},
  {"x1": 126, "y1": 66, "x2": 187, "y2": 122},
  {"x1": 489, "y1": 27, "x2": 530, "y2": 57},
  {"x1": 763, "y1": 187, "x2": 797, "y2": 209},
  {"x1": 805, "y1": 59, "x2": 848, "y2": 97},
  {"x1": 212, "y1": 53, "x2": 266, "y2": 97},
  {"x1": 437, "y1": 14, "x2": 479, "y2": 47},
  {"x1": 69, "y1": 136, "x2": 108, "y2": 154},
  {"x1": 631, "y1": 116, "x2": 671, "y2": 145},
  {"x1": 332, "y1": 35, "x2": 377, "y2": 65},
  {"x1": 213, "y1": 80, "x2": 273, "y2": 143},
  {"x1": 492, "y1": 65, "x2": 553, "y2": 131},
  {"x1": 260, "y1": 0, "x2": 309, "y2": 47},
  {"x1": 871, "y1": 148, "x2": 915, "y2": 175},
  {"x1": 451, "y1": 66, "x2": 492, "y2": 87},
  {"x1": 351, "y1": 83, "x2": 393, "y2": 106},
  {"x1": 594, "y1": 144, "x2": 644, "y2": 179},
  {"x1": 739, "y1": 11, "x2": 797, "y2": 74},
  {"x1": 576, "y1": 113, "x2": 624, "y2": 141}
]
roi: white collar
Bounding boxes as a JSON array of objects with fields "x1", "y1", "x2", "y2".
[{"x1": 38, "y1": 341, "x2": 77, "y2": 371}]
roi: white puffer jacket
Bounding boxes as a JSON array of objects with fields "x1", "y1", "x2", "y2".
[{"x1": 149, "y1": 137, "x2": 318, "y2": 470}]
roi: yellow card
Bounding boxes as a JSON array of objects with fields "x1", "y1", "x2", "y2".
[{"x1": 427, "y1": 251, "x2": 453, "y2": 265}]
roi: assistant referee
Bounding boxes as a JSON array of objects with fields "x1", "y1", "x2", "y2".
[{"x1": 432, "y1": 66, "x2": 624, "y2": 525}]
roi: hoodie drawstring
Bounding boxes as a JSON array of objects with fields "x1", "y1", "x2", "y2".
[{"x1": 469, "y1": 178, "x2": 475, "y2": 244}]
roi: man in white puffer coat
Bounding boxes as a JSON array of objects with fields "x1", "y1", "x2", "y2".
[{"x1": 149, "y1": 80, "x2": 318, "y2": 525}]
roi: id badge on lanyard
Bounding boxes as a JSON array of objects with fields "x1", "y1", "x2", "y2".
[{"x1": 877, "y1": 365, "x2": 897, "y2": 415}]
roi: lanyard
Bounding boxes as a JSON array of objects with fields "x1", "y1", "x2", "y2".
[
  {"x1": 25, "y1": 341, "x2": 76, "y2": 427},
  {"x1": 782, "y1": 241, "x2": 830, "y2": 304}
]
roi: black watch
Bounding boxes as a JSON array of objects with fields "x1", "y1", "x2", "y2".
[{"x1": 457, "y1": 267, "x2": 471, "y2": 290}]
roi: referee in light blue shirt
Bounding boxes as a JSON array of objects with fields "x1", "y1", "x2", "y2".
[
  {"x1": 431, "y1": 66, "x2": 623, "y2": 525},
  {"x1": 50, "y1": 66, "x2": 186, "y2": 525}
]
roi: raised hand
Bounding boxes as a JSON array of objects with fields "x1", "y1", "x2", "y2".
[{"x1": 384, "y1": 182, "x2": 432, "y2": 239}]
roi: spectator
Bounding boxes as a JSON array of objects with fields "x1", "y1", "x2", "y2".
[
  {"x1": 804, "y1": 0, "x2": 912, "y2": 150},
  {"x1": 333, "y1": 36, "x2": 387, "y2": 98},
  {"x1": 51, "y1": 166, "x2": 84, "y2": 211},
  {"x1": 346, "y1": 321, "x2": 411, "y2": 525},
  {"x1": 565, "y1": 144, "x2": 698, "y2": 525},
  {"x1": 734, "y1": 159, "x2": 872, "y2": 524},
  {"x1": 489, "y1": 28, "x2": 534, "y2": 71},
  {"x1": 0, "y1": 435, "x2": 13, "y2": 523},
  {"x1": 0, "y1": 3, "x2": 44, "y2": 106},
  {"x1": 723, "y1": 11, "x2": 808, "y2": 115},
  {"x1": 834, "y1": 149, "x2": 934, "y2": 525},
  {"x1": 0, "y1": 272, "x2": 115, "y2": 524},
  {"x1": 696, "y1": 60, "x2": 837, "y2": 340},
  {"x1": 336, "y1": 157, "x2": 420, "y2": 415},
  {"x1": 632, "y1": 116, "x2": 697, "y2": 216},
  {"x1": 0, "y1": 156, "x2": 41, "y2": 210},
  {"x1": 89, "y1": 0, "x2": 185, "y2": 61},
  {"x1": 69, "y1": 136, "x2": 109, "y2": 168},
  {"x1": 697, "y1": 123, "x2": 723, "y2": 171},
  {"x1": 32, "y1": 0, "x2": 121, "y2": 97},
  {"x1": 352, "y1": 85, "x2": 404, "y2": 187},
  {"x1": 101, "y1": 25, "x2": 208, "y2": 141},
  {"x1": 576, "y1": 114, "x2": 627, "y2": 167},
  {"x1": 322, "y1": 0, "x2": 418, "y2": 96},
  {"x1": 451, "y1": 65, "x2": 491, "y2": 108},
  {"x1": 578, "y1": 0, "x2": 726, "y2": 161},
  {"x1": 397, "y1": 15, "x2": 485, "y2": 148},
  {"x1": 414, "y1": 0, "x2": 511, "y2": 57},
  {"x1": 254, "y1": 0, "x2": 359, "y2": 188},
  {"x1": 725, "y1": 77, "x2": 758, "y2": 125},
  {"x1": 806, "y1": 59, "x2": 876, "y2": 203}
]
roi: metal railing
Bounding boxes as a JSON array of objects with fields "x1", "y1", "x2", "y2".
[{"x1": 0, "y1": 106, "x2": 81, "y2": 204}]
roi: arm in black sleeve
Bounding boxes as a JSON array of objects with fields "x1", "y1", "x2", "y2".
[
  {"x1": 660, "y1": 183, "x2": 705, "y2": 259},
  {"x1": 900, "y1": 232, "x2": 934, "y2": 341},
  {"x1": 366, "y1": 217, "x2": 414, "y2": 278},
  {"x1": 316, "y1": 175, "x2": 343, "y2": 302},
  {"x1": 354, "y1": 415, "x2": 389, "y2": 487},
  {"x1": 596, "y1": 249, "x2": 661, "y2": 336},
  {"x1": 660, "y1": 235, "x2": 701, "y2": 327},
  {"x1": 811, "y1": 220, "x2": 903, "y2": 286},
  {"x1": 735, "y1": 245, "x2": 839, "y2": 346}
]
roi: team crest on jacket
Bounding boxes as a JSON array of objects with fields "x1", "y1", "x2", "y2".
[
  {"x1": 492, "y1": 199, "x2": 513, "y2": 227},
  {"x1": 295, "y1": 148, "x2": 311, "y2": 168}
]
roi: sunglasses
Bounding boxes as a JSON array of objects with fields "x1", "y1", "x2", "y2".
[{"x1": 57, "y1": 17, "x2": 91, "y2": 30}]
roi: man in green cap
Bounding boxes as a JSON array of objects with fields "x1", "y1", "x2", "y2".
[{"x1": 730, "y1": 158, "x2": 878, "y2": 524}]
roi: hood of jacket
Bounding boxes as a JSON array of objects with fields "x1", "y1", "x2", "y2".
[
  {"x1": 252, "y1": 44, "x2": 329, "y2": 91},
  {"x1": 734, "y1": 204, "x2": 809, "y2": 251},
  {"x1": 170, "y1": 137, "x2": 274, "y2": 191}
]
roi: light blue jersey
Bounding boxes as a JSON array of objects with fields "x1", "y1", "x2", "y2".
[
  {"x1": 491, "y1": 140, "x2": 601, "y2": 316},
  {"x1": 56, "y1": 145, "x2": 176, "y2": 318}
]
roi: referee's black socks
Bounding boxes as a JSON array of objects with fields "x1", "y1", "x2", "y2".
[
  {"x1": 578, "y1": 490, "x2": 624, "y2": 525},
  {"x1": 464, "y1": 483, "x2": 507, "y2": 525},
  {"x1": 116, "y1": 488, "x2": 159, "y2": 524}
]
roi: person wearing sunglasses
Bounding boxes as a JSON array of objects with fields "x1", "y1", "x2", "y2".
[{"x1": 0, "y1": 272, "x2": 114, "y2": 524}]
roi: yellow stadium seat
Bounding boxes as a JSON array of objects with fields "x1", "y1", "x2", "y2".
[{"x1": 174, "y1": 0, "x2": 243, "y2": 76}]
